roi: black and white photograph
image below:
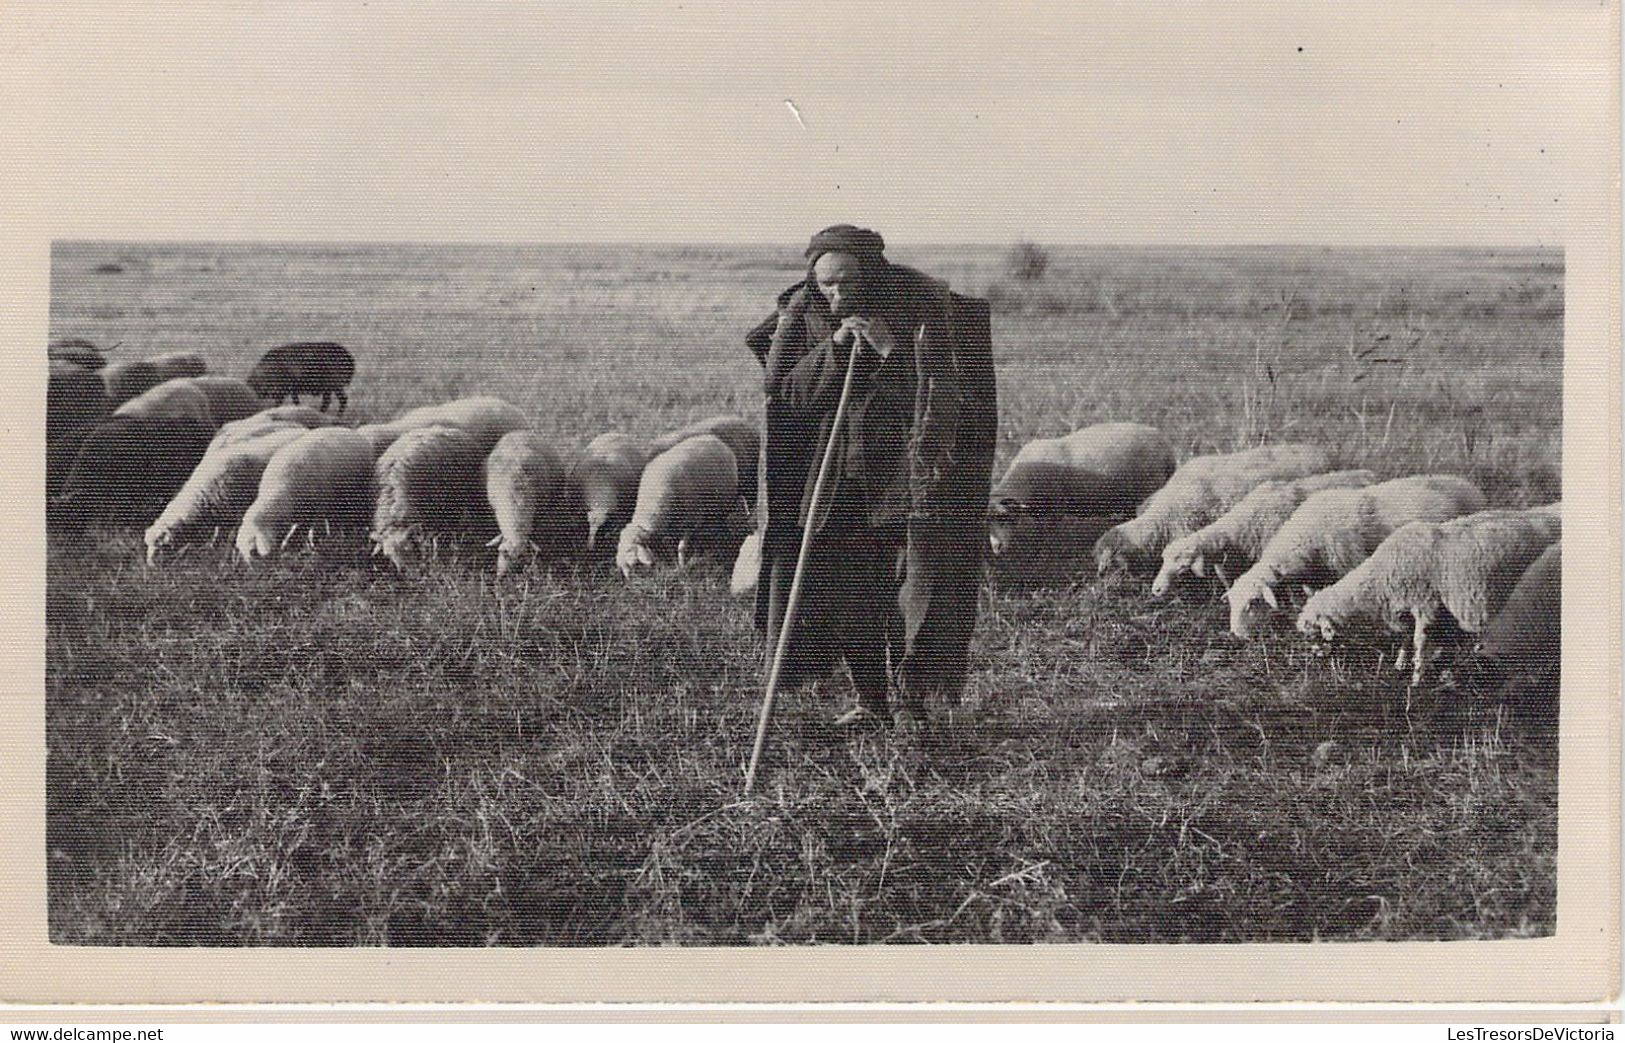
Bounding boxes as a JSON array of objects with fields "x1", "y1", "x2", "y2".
[{"x1": 4, "y1": 0, "x2": 1619, "y2": 1009}]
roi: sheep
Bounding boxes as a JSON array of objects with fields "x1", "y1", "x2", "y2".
[
  {"x1": 575, "y1": 431, "x2": 649, "y2": 551},
  {"x1": 1474, "y1": 539, "x2": 1560, "y2": 672},
  {"x1": 356, "y1": 396, "x2": 528, "y2": 458},
  {"x1": 1225, "y1": 475, "x2": 1486, "y2": 639},
  {"x1": 144, "y1": 350, "x2": 208, "y2": 381},
  {"x1": 253, "y1": 404, "x2": 338, "y2": 428},
  {"x1": 49, "y1": 337, "x2": 108, "y2": 370},
  {"x1": 1151, "y1": 469, "x2": 1378, "y2": 596},
  {"x1": 100, "y1": 359, "x2": 162, "y2": 408},
  {"x1": 144, "y1": 427, "x2": 309, "y2": 564},
  {"x1": 616, "y1": 434, "x2": 740, "y2": 578},
  {"x1": 369, "y1": 425, "x2": 491, "y2": 569},
  {"x1": 988, "y1": 422, "x2": 1177, "y2": 558},
  {"x1": 648, "y1": 414, "x2": 760, "y2": 507},
  {"x1": 48, "y1": 361, "x2": 111, "y2": 443},
  {"x1": 1296, "y1": 506, "x2": 1561, "y2": 687},
  {"x1": 49, "y1": 416, "x2": 214, "y2": 533},
  {"x1": 731, "y1": 529, "x2": 763, "y2": 597},
  {"x1": 1093, "y1": 443, "x2": 1333, "y2": 576},
  {"x1": 112, "y1": 378, "x2": 214, "y2": 425},
  {"x1": 187, "y1": 375, "x2": 264, "y2": 426},
  {"x1": 483, "y1": 430, "x2": 580, "y2": 577},
  {"x1": 236, "y1": 427, "x2": 375, "y2": 561},
  {"x1": 247, "y1": 341, "x2": 356, "y2": 412}
]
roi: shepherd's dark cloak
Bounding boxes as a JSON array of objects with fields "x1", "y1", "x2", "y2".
[{"x1": 743, "y1": 264, "x2": 998, "y2": 700}]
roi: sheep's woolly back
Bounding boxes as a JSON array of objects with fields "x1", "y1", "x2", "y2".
[
  {"x1": 370, "y1": 424, "x2": 488, "y2": 567},
  {"x1": 1095, "y1": 442, "x2": 1331, "y2": 572},
  {"x1": 147, "y1": 428, "x2": 306, "y2": 561},
  {"x1": 576, "y1": 432, "x2": 649, "y2": 544},
  {"x1": 213, "y1": 407, "x2": 335, "y2": 450},
  {"x1": 649, "y1": 414, "x2": 758, "y2": 468},
  {"x1": 1153, "y1": 469, "x2": 1377, "y2": 593},
  {"x1": 1297, "y1": 506, "x2": 1560, "y2": 640},
  {"x1": 145, "y1": 351, "x2": 208, "y2": 381},
  {"x1": 392, "y1": 396, "x2": 528, "y2": 454},
  {"x1": 1477, "y1": 540, "x2": 1560, "y2": 662},
  {"x1": 1226, "y1": 473, "x2": 1486, "y2": 637},
  {"x1": 188, "y1": 376, "x2": 263, "y2": 426},
  {"x1": 236, "y1": 427, "x2": 374, "y2": 561},
  {"x1": 731, "y1": 529, "x2": 762, "y2": 596},
  {"x1": 256, "y1": 404, "x2": 337, "y2": 427},
  {"x1": 616, "y1": 434, "x2": 738, "y2": 572},
  {"x1": 484, "y1": 430, "x2": 571, "y2": 574},
  {"x1": 993, "y1": 421, "x2": 1177, "y2": 522},
  {"x1": 113, "y1": 379, "x2": 214, "y2": 426}
]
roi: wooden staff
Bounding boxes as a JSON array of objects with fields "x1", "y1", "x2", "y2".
[{"x1": 743, "y1": 331, "x2": 865, "y2": 796}]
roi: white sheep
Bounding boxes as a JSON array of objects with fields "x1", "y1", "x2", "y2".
[
  {"x1": 1151, "y1": 469, "x2": 1378, "y2": 596},
  {"x1": 1296, "y1": 505, "x2": 1561, "y2": 686},
  {"x1": 1225, "y1": 475, "x2": 1486, "y2": 639},
  {"x1": 649, "y1": 414, "x2": 760, "y2": 505},
  {"x1": 187, "y1": 375, "x2": 265, "y2": 426},
  {"x1": 145, "y1": 427, "x2": 308, "y2": 564},
  {"x1": 483, "y1": 430, "x2": 578, "y2": 577},
  {"x1": 575, "y1": 431, "x2": 649, "y2": 551},
  {"x1": 370, "y1": 424, "x2": 490, "y2": 569},
  {"x1": 1474, "y1": 538, "x2": 1560, "y2": 669},
  {"x1": 112, "y1": 378, "x2": 215, "y2": 425},
  {"x1": 1093, "y1": 443, "x2": 1333, "y2": 576},
  {"x1": 236, "y1": 427, "x2": 375, "y2": 561},
  {"x1": 616, "y1": 434, "x2": 740, "y2": 578},
  {"x1": 988, "y1": 421, "x2": 1177, "y2": 558},
  {"x1": 253, "y1": 404, "x2": 339, "y2": 428},
  {"x1": 210, "y1": 407, "x2": 336, "y2": 452},
  {"x1": 731, "y1": 529, "x2": 762, "y2": 597},
  {"x1": 356, "y1": 396, "x2": 528, "y2": 458}
]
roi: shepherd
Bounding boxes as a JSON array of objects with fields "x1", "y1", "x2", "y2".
[{"x1": 743, "y1": 225, "x2": 997, "y2": 737}]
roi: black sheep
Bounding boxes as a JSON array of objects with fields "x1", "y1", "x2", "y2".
[
  {"x1": 49, "y1": 338, "x2": 109, "y2": 371},
  {"x1": 48, "y1": 362, "x2": 111, "y2": 444},
  {"x1": 49, "y1": 416, "x2": 213, "y2": 533},
  {"x1": 247, "y1": 341, "x2": 356, "y2": 413}
]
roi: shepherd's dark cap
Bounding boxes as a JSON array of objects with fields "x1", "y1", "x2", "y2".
[{"x1": 804, "y1": 224, "x2": 887, "y2": 268}]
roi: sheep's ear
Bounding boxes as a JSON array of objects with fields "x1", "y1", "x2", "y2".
[
  {"x1": 636, "y1": 544, "x2": 653, "y2": 567},
  {"x1": 1300, "y1": 584, "x2": 1316, "y2": 599},
  {"x1": 485, "y1": 533, "x2": 502, "y2": 548},
  {"x1": 1261, "y1": 584, "x2": 1279, "y2": 610},
  {"x1": 1191, "y1": 554, "x2": 1206, "y2": 577},
  {"x1": 1211, "y1": 561, "x2": 1230, "y2": 587}
]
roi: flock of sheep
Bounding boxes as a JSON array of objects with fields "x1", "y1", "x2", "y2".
[
  {"x1": 987, "y1": 423, "x2": 1559, "y2": 690},
  {"x1": 47, "y1": 338, "x2": 1559, "y2": 698},
  {"x1": 46, "y1": 340, "x2": 761, "y2": 583}
]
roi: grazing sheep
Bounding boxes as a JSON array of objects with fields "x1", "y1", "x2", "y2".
[
  {"x1": 483, "y1": 430, "x2": 579, "y2": 577},
  {"x1": 49, "y1": 416, "x2": 214, "y2": 533},
  {"x1": 1094, "y1": 443, "x2": 1333, "y2": 576},
  {"x1": 112, "y1": 378, "x2": 214, "y2": 425},
  {"x1": 1225, "y1": 475, "x2": 1486, "y2": 639},
  {"x1": 731, "y1": 529, "x2": 762, "y2": 597},
  {"x1": 356, "y1": 396, "x2": 528, "y2": 458},
  {"x1": 1296, "y1": 506, "x2": 1561, "y2": 686},
  {"x1": 48, "y1": 361, "x2": 111, "y2": 443},
  {"x1": 246, "y1": 341, "x2": 356, "y2": 413},
  {"x1": 575, "y1": 431, "x2": 649, "y2": 551},
  {"x1": 145, "y1": 350, "x2": 208, "y2": 381},
  {"x1": 648, "y1": 414, "x2": 760, "y2": 507},
  {"x1": 144, "y1": 427, "x2": 309, "y2": 563},
  {"x1": 1474, "y1": 539, "x2": 1560, "y2": 671},
  {"x1": 370, "y1": 425, "x2": 490, "y2": 569},
  {"x1": 989, "y1": 422, "x2": 1177, "y2": 558},
  {"x1": 187, "y1": 375, "x2": 263, "y2": 426},
  {"x1": 1151, "y1": 469, "x2": 1378, "y2": 596},
  {"x1": 49, "y1": 337, "x2": 108, "y2": 370},
  {"x1": 616, "y1": 434, "x2": 740, "y2": 578},
  {"x1": 100, "y1": 359, "x2": 162, "y2": 408},
  {"x1": 236, "y1": 427, "x2": 375, "y2": 561}
]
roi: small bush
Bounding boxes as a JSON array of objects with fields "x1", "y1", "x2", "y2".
[{"x1": 1006, "y1": 241, "x2": 1051, "y2": 282}]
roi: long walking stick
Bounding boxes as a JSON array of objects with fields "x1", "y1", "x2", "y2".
[{"x1": 743, "y1": 334, "x2": 865, "y2": 795}]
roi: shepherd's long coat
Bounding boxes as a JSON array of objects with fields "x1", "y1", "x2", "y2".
[{"x1": 744, "y1": 264, "x2": 997, "y2": 701}]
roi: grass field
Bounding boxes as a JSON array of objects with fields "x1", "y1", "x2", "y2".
[{"x1": 46, "y1": 241, "x2": 1562, "y2": 945}]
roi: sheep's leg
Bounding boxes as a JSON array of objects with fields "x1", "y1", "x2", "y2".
[
  {"x1": 337, "y1": 390, "x2": 348, "y2": 415},
  {"x1": 1409, "y1": 611, "x2": 1433, "y2": 689},
  {"x1": 1394, "y1": 646, "x2": 1409, "y2": 672},
  {"x1": 320, "y1": 392, "x2": 332, "y2": 411},
  {"x1": 676, "y1": 535, "x2": 690, "y2": 569}
]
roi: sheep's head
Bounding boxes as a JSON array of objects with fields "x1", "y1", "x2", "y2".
[
  {"x1": 987, "y1": 498, "x2": 1028, "y2": 558},
  {"x1": 235, "y1": 521, "x2": 274, "y2": 562},
  {"x1": 1151, "y1": 543, "x2": 1203, "y2": 597},
  {"x1": 1093, "y1": 527, "x2": 1141, "y2": 578},
  {"x1": 1224, "y1": 574, "x2": 1279, "y2": 640},
  {"x1": 144, "y1": 527, "x2": 173, "y2": 566},
  {"x1": 370, "y1": 526, "x2": 417, "y2": 571},
  {"x1": 1296, "y1": 599, "x2": 1341, "y2": 642},
  {"x1": 615, "y1": 524, "x2": 655, "y2": 579}
]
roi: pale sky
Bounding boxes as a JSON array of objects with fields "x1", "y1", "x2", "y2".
[{"x1": 3, "y1": 1, "x2": 1612, "y2": 245}]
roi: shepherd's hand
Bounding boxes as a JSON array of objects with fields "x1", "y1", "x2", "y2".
[{"x1": 837, "y1": 316, "x2": 895, "y2": 358}]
